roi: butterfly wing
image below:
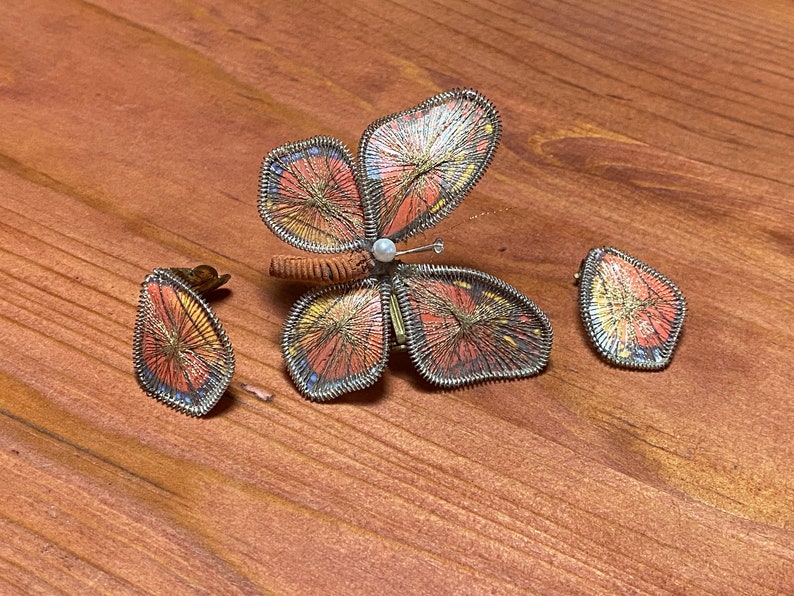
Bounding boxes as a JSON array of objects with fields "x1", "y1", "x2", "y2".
[
  {"x1": 259, "y1": 137, "x2": 367, "y2": 253},
  {"x1": 359, "y1": 89, "x2": 500, "y2": 243},
  {"x1": 133, "y1": 269, "x2": 235, "y2": 416},
  {"x1": 578, "y1": 247, "x2": 686, "y2": 369},
  {"x1": 392, "y1": 264, "x2": 552, "y2": 388},
  {"x1": 282, "y1": 277, "x2": 391, "y2": 401}
]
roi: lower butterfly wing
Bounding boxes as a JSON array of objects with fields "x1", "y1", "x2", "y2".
[
  {"x1": 282, "y1": 278, "x2": 391, "y2": 401},
  {"x1": 578, "y1": 247, "x2": 686, "y2": 369},
  {"x1": 392, "y1": 264, "x2": 552, "y2": 388},
  {"x1": 133, "y1": 269, "x2": 235, "y2": 416},
  {"x1": 259, "y1": 137, "x2": 367, "y2": 253}
]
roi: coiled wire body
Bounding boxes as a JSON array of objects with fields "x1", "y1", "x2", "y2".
[{"x1": 269, "y1": 250, "x2": 374, "y2": 283}]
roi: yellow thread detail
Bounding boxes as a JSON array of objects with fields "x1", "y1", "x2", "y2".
[
  {"x1": 450, "y1": 164, "x2": 476, "y2": 192},
  {"x1": 429, "y1": 198, "x2": 447, "y2": 214},
  {"x1": 306, "y1": 302, "x2": 328, "y2": 319}
]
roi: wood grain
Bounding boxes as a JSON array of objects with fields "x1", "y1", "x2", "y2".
[{"x1": 1, "y1": 0, "x2": 792, "y2": 593}]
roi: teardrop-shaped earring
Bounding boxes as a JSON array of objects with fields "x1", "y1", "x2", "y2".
[
  {"x1": 133, "y1": 265, "x2": 235, "y2": 416},
  {"x1": 576, "y1": 247, "x2": 686, "y2": 370}
]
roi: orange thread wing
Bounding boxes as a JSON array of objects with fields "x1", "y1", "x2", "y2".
[
  {"x1": 393, "y1": 264, "x2": 552, "y2": 388},
  {"x1": 359, "y1": 89, "x2": 500, "y2": 243},
  {"x1": 259, "y1": 137, "x2": 366, "y2": 253},
  {"x1": 281, "y1": 278, "x2": 390, "y2": 401}
]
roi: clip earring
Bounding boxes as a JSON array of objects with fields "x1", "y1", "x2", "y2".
[
  {"x1": 575, "y1": 247, "x2": 686, "y2": 370},
  {"x1": 133, "y1": 265, "x2": 235, "y2": 416}
]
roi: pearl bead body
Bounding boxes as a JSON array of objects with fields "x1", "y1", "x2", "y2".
[{"x1": 372, "y1": 238, "x2": 397, "y2": 263}]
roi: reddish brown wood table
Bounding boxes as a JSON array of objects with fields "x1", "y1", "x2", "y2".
[{"x1": 1, "y1": 1, "x2": 792, "y2": 593}]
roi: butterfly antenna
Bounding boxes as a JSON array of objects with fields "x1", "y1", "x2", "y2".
[
  {"x1": 445, "y1": 207, "x2": 514, "y2": 234},
  {"x1": 394, "y1": 238, "x2": 444, "y2": 257}
]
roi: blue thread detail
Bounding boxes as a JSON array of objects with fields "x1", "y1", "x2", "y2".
[{"x1": 306, "y1": 372, "x2": 319, "y2": 389}]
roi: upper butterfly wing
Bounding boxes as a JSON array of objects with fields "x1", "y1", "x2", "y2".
[
  {"x1": 282, "y1": 277, "x2": 391, "y2": 401},
  {"x1": 392, "y1": 264, "x2": 552, "y2": 388},
  {"x1": 578, "y1": 247, "x2": 686, "y2": 369},
  {"x1": 359, "y1": 89, "x2": 500, "y2": 243},
  {"x1": 259, "y1": 136, "x2": 366, "y2": 253},
  {"x1": 133, "y1": 269, "x2": 235, "y2": 416}
]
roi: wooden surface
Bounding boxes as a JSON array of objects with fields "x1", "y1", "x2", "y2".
[{"x1": 1, "y1": 0, "x2": 792, "y2": 593}]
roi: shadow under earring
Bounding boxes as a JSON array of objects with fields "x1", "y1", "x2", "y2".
[
  {"x1": 133, "y1": 265, "x2": 235, "y2": 416},
  {"x1": 576, "y1": 247, "x2": 686, "y2": 370}
]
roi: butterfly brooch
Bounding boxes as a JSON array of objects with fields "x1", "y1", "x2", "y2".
[{"x1": 258, "y1": 89, "x2": 553, "y2": 401}]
